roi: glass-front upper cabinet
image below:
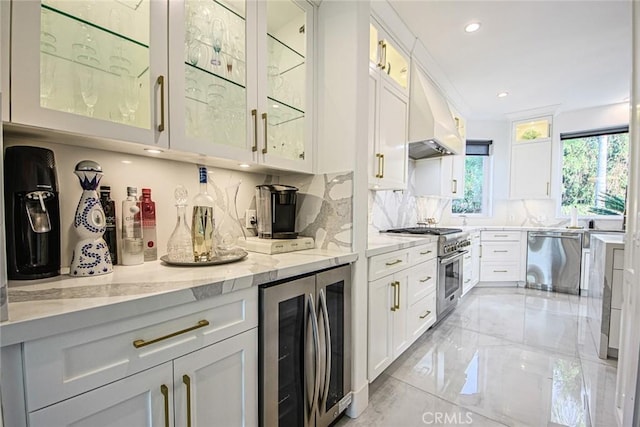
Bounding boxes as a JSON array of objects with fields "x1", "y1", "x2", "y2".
[
  {"x1": 170, "y1": 0, "x2": 313, "y2": 173},
  {"x1": 369, "y1": 19, "x2": 409, "y2": 92},
  {"x1": 513, "y1": 116, "x2": 552, "y2": 143},
  {"x1": 258, "y1": 0, "x2": 313, "y2": 172},
  {"x1": 11, "y1": 0, "x2": 168, "y2": 148}
]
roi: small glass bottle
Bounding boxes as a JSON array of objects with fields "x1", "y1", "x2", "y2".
[
  {"x1": 167, "y1": 185, "x2": 193, "y2": 263},
  {"x1": 191, "y1": 166, "x2": 215, "y2": 262},
  {"x1": 121, "y1": 186, "x2": 144, "y2": 265},
  {"x1": 140, "y1": 188, "x2": 157, "y2": 261},
  {"x1": 99, "y1": 185, "x2": 118, "y2": 265}
]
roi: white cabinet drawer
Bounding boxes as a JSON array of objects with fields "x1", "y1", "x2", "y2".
[
  {"x1": 407, "y1": 259, "x2": 437, "y2": 304},
  {"x1": 408, "y1": 241, "x2": 438, "y2": 265},
  {"x1": 481, "y1": 231, "x2": 521, "y2": 241},
  {"x1": 407, "y1": 292, "x2": 437, "y2": 343},
  {"x1": 480, "y1": 262, "x2": 521, "y2": 282},
  {"x1": 23, "y1": 287, "x2": 258, "y2": 412},
  {"x1": 481, "y1": 241, "x2": 521, "y2": 261},
  {"x1": 369, "y1": 249, "x2": 410, "y2": 281}
]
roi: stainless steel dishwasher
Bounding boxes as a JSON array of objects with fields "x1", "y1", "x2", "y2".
[{"x1": 526, "y1": 231, "x2": 583, "y2": 295}]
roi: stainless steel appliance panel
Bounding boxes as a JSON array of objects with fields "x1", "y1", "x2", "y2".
[
  {"x1": 526, "y1": 232, "x2": 582, "y2": 295},
  {"x1": 437, "y1": 250, "x2": 465, "y2": 317}
]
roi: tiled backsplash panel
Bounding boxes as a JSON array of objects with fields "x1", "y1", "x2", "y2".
[{"x1": 4, "y1": 138, "x2": 354, "y2": 268}]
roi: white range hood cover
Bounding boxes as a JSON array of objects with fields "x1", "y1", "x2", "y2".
[{"x1": 408, "y1": 63, "x2": 463, "y2": 159}]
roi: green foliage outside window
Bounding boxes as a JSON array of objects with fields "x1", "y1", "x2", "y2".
[
  {"x1": 452, "y1": 156, "x2": 484, "y2": 214},
  {"x1": 561, "y1": 133, "x2": 628, "y2": 216}
]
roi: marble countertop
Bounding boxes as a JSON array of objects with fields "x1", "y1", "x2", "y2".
[
  {"x1": 367, "y1": 234, "x2": 439, "y2": 257},
  {"x1": 1, "y1": 249, "x2": 357, "y2": 346}
]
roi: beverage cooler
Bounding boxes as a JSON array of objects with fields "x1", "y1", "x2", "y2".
[{"x1": 259, "y1": 264, "x2": 352, "y2": 427}]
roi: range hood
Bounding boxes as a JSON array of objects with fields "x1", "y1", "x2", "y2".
[{"x1": 408, "y1": 63, "x2": 463, "y2": 160}]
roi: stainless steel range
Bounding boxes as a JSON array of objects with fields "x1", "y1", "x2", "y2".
[{"x1": 382, "y1": 227, "x2": 470, "y2": 318}]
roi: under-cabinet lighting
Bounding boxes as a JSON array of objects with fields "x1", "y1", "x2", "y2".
[
  {"x1": 464, "y1": 22, "x2": 481, "y2": 33},
  {"x1": 239, "y1": 163, "x2": 250, "y2": 168},
  {"x1": 144, "y1": 149, "x2": 163, "y2": 154},
  {"x1": 497, "y1": 91, "x2": 509, "y2": 98}
]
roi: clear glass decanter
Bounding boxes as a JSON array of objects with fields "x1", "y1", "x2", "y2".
[{"x1": 167, "y1": 185, "x2": 193, "y2": 263}]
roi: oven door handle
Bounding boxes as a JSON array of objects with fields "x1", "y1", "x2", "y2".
[
  {"x1": 319, "y1": 289, "x2": 332, "y2": 410},
  {"x1": 439, "y1": 250, "x2": 468, "y2": 264},
  {"x1": 307, "y1": 293, "x2": 321, "y2": 418}
]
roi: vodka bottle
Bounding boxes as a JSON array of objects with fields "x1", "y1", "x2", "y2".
[
  {"x1": 140, "y1": 188, "x2": 157, "y2": 261},
  {"x1": 191, "y1": 166, "x2": 215, "y2": 262},
  {"x1": 121, "y1": 186, "x2": 144, "y2": 265},
  {"x1": 99, "y1": 185, "x2": 118, "y2": 265}
]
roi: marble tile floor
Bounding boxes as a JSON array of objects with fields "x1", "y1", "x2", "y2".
[{"x1": 337, "y1": 286, "x2": 618, "y2": 427}]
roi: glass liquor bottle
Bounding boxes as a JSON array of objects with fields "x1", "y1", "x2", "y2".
[
  {"x1": 121, "y1": 186, "x2": 144, "y2": 265},
  {"x1": 140, "y1": 188, "x2": 157, "y2": 261},
  {"x1": 191, "y1": 166, "x2": 215, "y2": 262},
  {"x1": 99, "y1": 185, "x2": 118, "y2": 265},
  {"x1": 167, "y1": 185, "x2": 193, "y2": 263}
]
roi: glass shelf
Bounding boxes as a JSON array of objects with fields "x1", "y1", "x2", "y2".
[
  {"x1": 41, "y1": 5, "x2": 149, "y2": 78},
  {"x1": 267, "y1": 96, "x2": 304, "y2": 126},
  {"x1": 267, "y1": 34, "x2": 304, "y2": 76}
]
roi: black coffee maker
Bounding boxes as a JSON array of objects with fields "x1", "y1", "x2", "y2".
[
  {"x1": 255, "y1": 184, "x2": 298, "y2": 239},
  {"x1": 4, "y1": 146, "x2": 61, "y2": 279}
]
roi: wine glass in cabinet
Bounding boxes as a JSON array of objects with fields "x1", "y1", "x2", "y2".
[{"x1": 10, "y1": 0, "x2": 168, "y2": 149}]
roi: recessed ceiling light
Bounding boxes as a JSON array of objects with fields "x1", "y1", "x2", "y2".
[
  {"x1": 464, "y1": 22, "x2": 481, "y2": 33},
  {"x1": 121, "y1": 160, "x2": 133, "y2": 164},
  {"x1": 239, "y1": 163, "x2": 250, "y2": 168},
  {"x1": 497, "y1": 91, "x2": 509, "y2": 98},
  {"x1": 144, "y1": 149, "x2": 163, "y2": 154}
]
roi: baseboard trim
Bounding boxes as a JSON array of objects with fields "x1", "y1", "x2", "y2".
[{"x1": 345, "y1": 382, "x2": 369, "y2": 418}]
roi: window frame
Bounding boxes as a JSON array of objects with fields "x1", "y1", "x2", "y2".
[
  {"x1": 557, "y1": 126, "x2": 629, "y2": 219},
  {"x1": 451, "y1": 154, "x2": 493, "y2": 217}
]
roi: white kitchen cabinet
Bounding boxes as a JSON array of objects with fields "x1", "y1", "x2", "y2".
[
  {"x1": 169, "y1": 0, "x2": 314, "y2": 173},
  {"x1": 29, "y1": 362, "x2": 173, "y2": 427},
  {"x1": 479, "y1": 231, "x2": 524, "y2": 283},
  {"x1": 11, "y1": 0, "x2": 169, "y2": 149},
  {"x1": 368, "y1": 240, "x2": 437, "y2": 381},
  {"x1": 413, "y1": 154, "x2": 465, "y2": 198},
  {"x1": 462, "y1": 231, "x2": 480, "y2": 296},
  {"x1": 18, "y1": 287, "x2": 258, "y2": 426},
  {"x1": 509, "y1": 116, "x2": 553, "y2": 199},
  {"x1": 369, "y1": 20, "x2": 409, "y2": 93},
  {"x1": 368, "y1": 21, "x2": 409, "y2": 190}
]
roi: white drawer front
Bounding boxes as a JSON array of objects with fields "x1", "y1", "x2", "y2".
[
  {"x1": 369, "y1": 250, "x2": 410, "y2": 281},
  {"x1": 24, "y1": 287, "x2": 258, "y2": 412},
  {"x1": 481, "y1": 231, "x2": 521, "y2": 241},
  {"x1": 480, "y1": 261, "x2": 521, "y2": 282},
  {"x1": 408, "y1": 292, "x2": 437, "y2": 343},
  {"x1": 481, "y1": 241, "x2": 521, "y2": 261},
  {"x1": 408, "y1": 241, "x2": 438, "y2": 265},
  {"x1": 407, "y1": 259, "x2": 437, "y2": 305}
]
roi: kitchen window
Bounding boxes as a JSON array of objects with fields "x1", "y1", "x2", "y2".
[
  {"x1": 452, "y1": 140, "x2": 492, "y2": 216},
  {"x1": 560, "y1": 126, "x2": 629, "y2": 216}
]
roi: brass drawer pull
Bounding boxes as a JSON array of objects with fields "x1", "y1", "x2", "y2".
[
  {"x1": 133, "y1": 319, "x2": 210, "y2": 348},
  {"x1": 493, "y1": 270, "x2": 508, "y2": 273},
  {"x1": 161, "y1": 384, "x2": 170, "y2": 427},
  {"x1": 183, "y1": 375, "x2": 192, "y2": 427},
  {"x1": 493, "y1": 250, "x2": 509, "y2": 253},
  {"x1": 251, "y1": 109, "x2": 258, "y2": 152},
  {"x1": 419, "y1": 250, "x2": 432, "y2": 255},
  {"x1": 419, "y1": 310, "x2": 431, "y2": 319},
  {"x1": 419, "y1": 276, "x2": 432, "y2": 283},
  {"x1": 385, "y1": 259, "x2": 403, "y2": 266},
  {"x1": 157, "y1": 75, "x2": 165, "y2": 132}
]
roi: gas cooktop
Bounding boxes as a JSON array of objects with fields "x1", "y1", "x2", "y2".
[{"x1": 382, "y1": 227, "x2": 463, "y2": 236}]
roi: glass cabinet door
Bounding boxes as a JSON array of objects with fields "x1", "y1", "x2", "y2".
[
  {"x1": 258, "y1": 0, "x2": 313, "y2": 172},
  {"x1": 11, "y1": 0, "x2": 168, "y2": 147},
  {"x1": 513, "y1": 116, "x2": 552, "y2": 143},
  {"x1": 369, "y1": 21, "x2": 409, "y2": 91}
]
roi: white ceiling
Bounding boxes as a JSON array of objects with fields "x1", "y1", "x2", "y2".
[{"x1": 388, "y1": 0, "x2": 632, "y2": 120}]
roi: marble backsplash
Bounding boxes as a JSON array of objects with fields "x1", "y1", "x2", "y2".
[{"x1": 4, "y1": 139, "x2": 354, "y2": 268}]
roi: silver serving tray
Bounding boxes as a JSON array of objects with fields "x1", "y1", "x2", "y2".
[{"x1": 160, "y1": 249, "x2": 248, "y2": 266}]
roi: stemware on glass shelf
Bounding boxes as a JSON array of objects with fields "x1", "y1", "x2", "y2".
[
  {"x1": 40, "y1": 54, "x2": 57, "y2": 107},
  {"x1": 78, "y1": 67, "x2": 99, "y2": 117},
  {"x1": 210, "y1": 18, "x2": 226, "y2": 68}
]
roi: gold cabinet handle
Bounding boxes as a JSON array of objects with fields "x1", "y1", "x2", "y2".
[
  {"x1": 183, "y1": 375, "x2": 192, "y2": 427},
  {"x1": 420, "y1": 250, "x2": 432, "y2": 255},
  {"x1": 419, "y1": 310, "x2": 431, "y2": 319},
  {"x1": 493, "y1": 250, "x2": 509, "y2": 253},
  {"x1": 377, "y1": 40, "x2": 387, "y2": 69},
  {"x1": 380, "y1": 154, "x2": 385, "y2": 178},
  {"x1": 385, "y1": 259, "x2": 403, "y2": 266},
  {"x1": 157, "y1": 75, "x2": 165, "y2": 132},
  {"x1": 546, "y1": 182, "x2": 550, "y2": 196},
  {"x1": 161, "y1": 384, "x2": 170, "y2": 427},
  {"x1": 493, "y1": 270, "x2": 508, "y2": 273},
  {"x1": 452, "y1": 179, "x2": 458, "y2": 194},
  {"x1": 494, "y1": 234, "x2": 509, "y2": 237},
  {"x1": 261, "y1": 112, "x2": 268, "y2": 154},
  {"x1": 419, "y1": 276, "x2": 432, "y2": 283},
  {"x1": 395, "y1": 281, "x2": 400, "y2": 310},
  {"x1": 375, "y1": 153, "x2": 383, "y2": 178},
  {"x1": 251, "y1": 109, "x2": 258, "y2": 152},
  {"x1": 390, "y1": 281, "x2": 398, "y2": 311},
  {"x1": 132, "y1": 319, "x2": 209, "y2": 348}
]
